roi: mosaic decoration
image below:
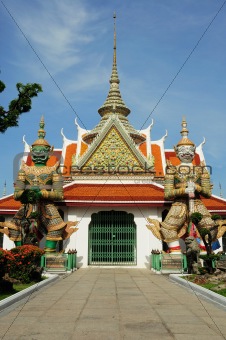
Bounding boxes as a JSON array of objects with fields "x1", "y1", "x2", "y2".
[{"x1": 82, "y1": 127, "x2": 144, "y2": 173}]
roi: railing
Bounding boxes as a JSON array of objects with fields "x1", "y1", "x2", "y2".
[
  {"x1": 41, "y1": 252, "x2": 77, "y2": 272},
  {"x1": 150, "y1": 253, "x2": 188, "y2": 273}
]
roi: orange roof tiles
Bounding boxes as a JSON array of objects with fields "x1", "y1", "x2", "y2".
[
  {"x1": 139, "y1": 142, "x2": 147, "y2": 157},
  {"x1": 152, "y1": 144, "x2": 164, "y2": 176},
  {"x1": 0, "y1": 195, "x2": 21, "y2": 214},
  {"x1": 165, "y1": 151, "x2": 200, "y2": 166},
  {"x1": 64, "y1": 143, "x2": 76, "y2": 177},
  {"x1": 201, "y1": 196, "x2": 226, "y2": 211},
  {"x1": 64, "y1": 183, "x2": 164, "y2": 202},
  {"x1": 62, "y1": 142, "x2": 88, "y2": 176},
  {"x1": 63, "y1": 183, "x2": 226, "y2": 212},
  {"x1": 80, "y1": 142, "x2": 88, "y2": 156},
  {"x1": 139, "y1": 143, "x2": 164, "y2": 176},
  {"x1": 1, "y1": 185, "x2": 226, "y2": 213}
]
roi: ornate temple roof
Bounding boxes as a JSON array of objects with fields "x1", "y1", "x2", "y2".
[
  {"x1": 83, "y1": 14, "x2": 145, "y2": 145},
  {"x1": 74, "y1": 115, "x2": 154, "y2": 178},
  {"x1": 0, "y1": 194, "x2": 21, "y2": 214},
  {"x1": 1, "y1": 16, "x2": 226, "y2": 217},
  {"x1": 63, "y1": 183, "x2": 165, "y2": 206},
  {"x1": 61, "y1": 182, "x2": 226, "y2": 211},
  {"x1": 1, "y1": 182, "x2": 226, "y2": 212}
]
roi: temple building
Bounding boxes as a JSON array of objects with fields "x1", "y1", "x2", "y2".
[{"x1": 1, "y1": 17, "x2": 226, "y2": 268}]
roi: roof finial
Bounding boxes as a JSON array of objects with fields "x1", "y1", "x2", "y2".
[
  {"x1": 110, "y1": 12, "x2": 119, "y2": 87},
  {"x1": 219, "y1": 183, "x2": 223, "y2": 198},
  {"x1": 83, "y1": 13, "x2": 145, "y2": 145},
  {"x1": 113, "y1": 12, "x2": 116, "y2": 65},
  {"x1": 97, "y1": 13, "x2": 130, "y2": 118},
  {"x1": 3, "y1": 180, "x2": 6, "y2": 197}
]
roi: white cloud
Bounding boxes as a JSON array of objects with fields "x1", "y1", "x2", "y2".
[{"x1": 6, "y1": 0, "x2": 101, "y2": 73}]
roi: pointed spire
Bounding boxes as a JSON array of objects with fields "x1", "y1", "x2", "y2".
[
  {"x1": 3, "y1": 181, "x2": 6, "y2": 197},
  {"x1": 111, "y1": 12, "x2": 119, "y2": 87},
  {"x1": 83, "y1": 14, "x2": 145, "y2": 145},
  {"x1": 219, "y1": 183, "x2": 223, "y2": 198},
  {"x1": 98, "y1": 13, "x2": 130, "y2": 117},
  {"x1": 113, "y1": 12, "x2": 117, "y2": 68}
]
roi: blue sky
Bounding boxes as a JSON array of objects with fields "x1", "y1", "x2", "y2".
[{"x1": 0, "y1": 0, "x2": 226, "y2": 196}]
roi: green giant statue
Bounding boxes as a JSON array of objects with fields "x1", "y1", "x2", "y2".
[{"x1": 0, "y1": 117, "x2": 77, "y2": 252}]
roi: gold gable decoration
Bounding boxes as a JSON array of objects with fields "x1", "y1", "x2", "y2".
[{"x1": 82, "y1": 127, "x2": 143, "y2": 175}]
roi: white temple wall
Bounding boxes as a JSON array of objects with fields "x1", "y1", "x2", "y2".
[
  {"x1": 133, "y1": 206, "x2": 163, "y2": 268},
  {"x1": 2, "y1": 215, "x2": 15, "y2": 250},
  {"x1": 62, "y1": 205, "x2": 163, "y2": 269},
  {"x1": 2, "y1": 206, "x2": 224, "y2": 263},
  {"x1": 3, "y1": 235, "x2": 14, "y2": 250}
]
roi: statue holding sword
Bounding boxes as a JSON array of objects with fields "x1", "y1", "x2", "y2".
[{"x1": 147, "y1": 118, "x2": 217, "y2": 253}]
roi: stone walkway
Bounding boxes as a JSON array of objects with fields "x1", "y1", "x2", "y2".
[{"x1": 0, "y1": 268, "x2": 226, "y2": 339}]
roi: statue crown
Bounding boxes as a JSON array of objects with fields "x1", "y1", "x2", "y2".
[
  {"x1": 31, "y1": 116, "x2": 51, "y2": 148},
  {"x1": 175, "y1": 117, "x2": 195, "y2": 148}
]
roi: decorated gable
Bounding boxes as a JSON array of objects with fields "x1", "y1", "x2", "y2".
[
  {"x1": 72, "y1": 116, "x2": 154, "y2": 176},
  {"x1": 83, "y1": 126, "x2": 144, "y2": 173}
]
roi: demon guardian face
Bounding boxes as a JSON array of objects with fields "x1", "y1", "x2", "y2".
[
  {"x1": 31, "y1": 145, "x2": 50, "y2": 165},
  {"x1": 175, "y1": 145, "x2": 195, "y2": 164}
]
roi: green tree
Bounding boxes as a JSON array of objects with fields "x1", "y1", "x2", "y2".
[{"x1": 0, "y1": 80, "x2": 42, "y2": 133}]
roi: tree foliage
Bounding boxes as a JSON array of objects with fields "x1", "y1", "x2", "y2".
[{"x1": 0, "y1": 80, "x2": 42, "y2": 133}]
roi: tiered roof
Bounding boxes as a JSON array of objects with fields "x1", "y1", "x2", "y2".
[
  {"x1": 82, "y1": 14, "x2": 145, "y2": 146},
  {"x1": 1, "y1": 14, "x2": 226, "y2": 216}
]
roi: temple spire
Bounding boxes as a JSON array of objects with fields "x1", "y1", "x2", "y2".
[
  {"x1": 83, "y1": 14, "x2": 145, "y2": 145},
  {"x1": 3, "y1": 181, "x2": 6, "y2": 197},
  {"x1": 98, "y1": 13, "x2": 130, "y2": 117},
  {"x1": 113, "y1": 12, "x2": 116, "y2": 65}
]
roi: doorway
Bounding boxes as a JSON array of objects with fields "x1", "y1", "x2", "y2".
[{"x1": 88, "y1": 210, "x2": 137, "y2": 265}]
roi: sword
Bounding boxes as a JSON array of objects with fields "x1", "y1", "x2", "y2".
[{"x1": 187, "y1": 180, "x2": 195, "y2": 215}]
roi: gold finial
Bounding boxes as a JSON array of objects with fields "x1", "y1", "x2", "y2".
[
  {"x1": 98, "y1": 13, "x2": 130, "y2": 117},
  {"x1": 84, "y1": 13, "x2": 144, "y2": 145}
]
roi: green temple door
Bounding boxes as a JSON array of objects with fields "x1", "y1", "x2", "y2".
[{"x1": 88, "y1": 210, "x2": 137, "y2": 265}]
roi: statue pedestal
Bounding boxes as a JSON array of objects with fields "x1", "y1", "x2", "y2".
[
  {"x1": 216, "y1": 255, "x2": 226, "y2": 270},
  {"x1": 41, "y1": 252, "x2": 77, "y2": 273},
  {"x1": 160, "y1": 254, "x2": 184, "y2": 274},
  {"x1": 44, "y1": 253, "x2": 68, "y2": 272}
]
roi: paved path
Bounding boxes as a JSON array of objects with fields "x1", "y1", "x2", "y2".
[{"x1": 0, "y1": 268, "x2": 226, "y2": 339}]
